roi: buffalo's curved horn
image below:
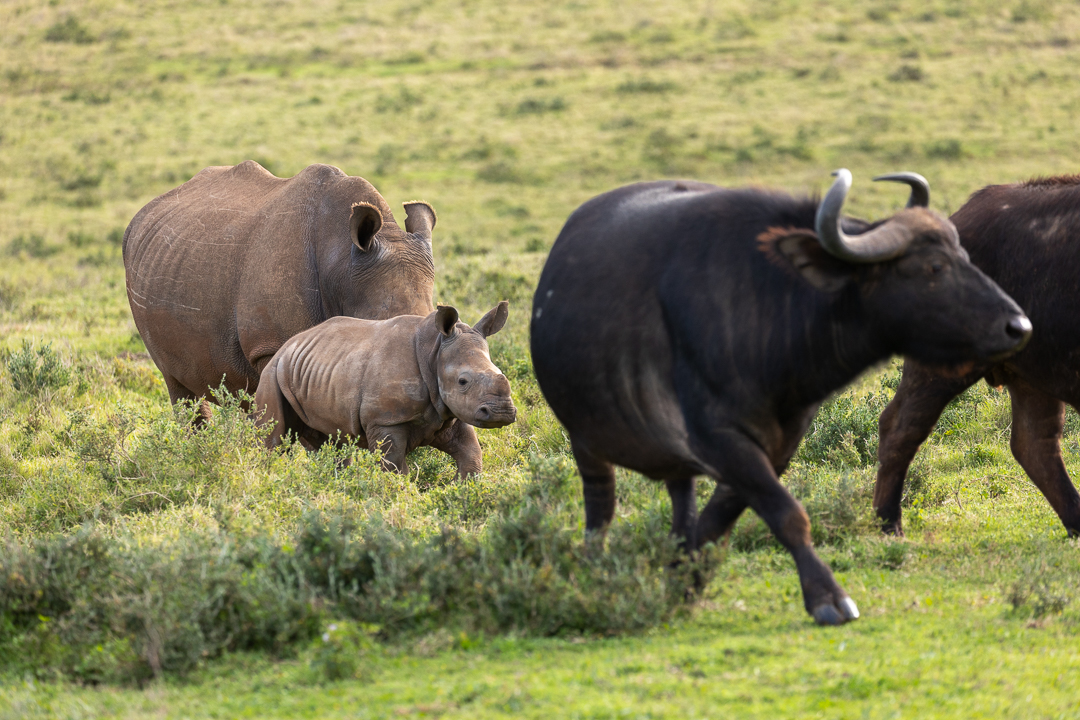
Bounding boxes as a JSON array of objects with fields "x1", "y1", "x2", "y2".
[
  {"x1": 873, "y1": 172, "x2": 930, "y2": 208},
  {"x1": 814, "y1": 169, "x2": 915, "y2": 264}
]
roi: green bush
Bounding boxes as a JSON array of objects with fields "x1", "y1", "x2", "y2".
[
  {"x1": 615, "y1": 78, "x2": 676, "y2": 94},
  {"x1": 305, "y1": 619, "x2": 381, "y2": 682},
  {"x1": 729, "y1": 467, "x2": 875, "y2": 552},
  {"x1": 1005, "y1": 556, "x2": 1077, "y2": 619},
  {"x1": 44, "y1": 17, "x2": 95, "y2": 44},
  {"x1": 797, "y1": 386, "x2": 892, "y2": 469},
  {"x1": 0, "y1": 455, "x2": 714, "y2": 682},
  {"x1": 0, "y1": 526, "x2": 320, "y2": 683},
  {"x1": 514, "y1": 97, "x2": 566, "y2": 115},
  {"x1": 5, "y1": 340, "x2": 71, "y2": 393},
  {"x1": 7, "y1": 234, "x2": 61, "y2": 259}
]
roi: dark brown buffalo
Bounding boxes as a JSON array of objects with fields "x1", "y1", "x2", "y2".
[
  {"x1": 531, "y1": 170, "x2": 1031, "y2": 626},
  {"x1": 123, "y1": 160, "x2": 437, "y2": 411},
  {"x1": 876, "y1": 176, "x2": 1080, "y2": 537}
]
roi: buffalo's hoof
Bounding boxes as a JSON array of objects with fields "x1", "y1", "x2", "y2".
[
  {"x1": 812, "y1": 597, "x2": 860, "y2": 626},
  {"x1": 880, "y1": 521, "x2": 904, "y2": 537}
]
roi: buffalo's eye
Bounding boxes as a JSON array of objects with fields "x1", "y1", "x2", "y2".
[{"x1": 929, "y1": 261, "x2": 943, "y2": 274}]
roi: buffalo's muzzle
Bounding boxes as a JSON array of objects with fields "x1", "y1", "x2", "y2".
[
  {"x1": 1006, "y1": 314, "x2": 1033, "y2": 342},
  {"x1": 986, "y1": 313, "x2": 1033, "y2": 362}
]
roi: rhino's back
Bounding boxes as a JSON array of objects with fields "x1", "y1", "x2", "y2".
[
  {"x1": 122, "y1": 161, "x2": 389, "y2": 397},
  {"x1": 124, "y1": 161, "x2": 362, "y2": 299}
]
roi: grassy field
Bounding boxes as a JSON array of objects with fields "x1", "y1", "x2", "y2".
[{"x1": 3, "y1": 0, "x2": 1080, "y2": 717}]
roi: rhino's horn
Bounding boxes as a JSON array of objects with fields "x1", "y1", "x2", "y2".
[{"x1": 403, "y1": 201, "x2": 437, "y2": 239}]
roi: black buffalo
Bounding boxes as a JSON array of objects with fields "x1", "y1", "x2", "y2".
[
  {"x1": 876, "y1": 176, "x2": 1080, "y2": 537},
  {"x1": 530, "y1": 170, "x2": 1031, "y2": 625}
]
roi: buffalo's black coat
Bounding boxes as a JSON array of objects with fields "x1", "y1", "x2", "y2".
[
  {"x1": 876, "y1": 176, "x2": 1080, "y2": 536},
  {"x1": 532, "y1": 178, "x2": 1027, "y2": 624}
]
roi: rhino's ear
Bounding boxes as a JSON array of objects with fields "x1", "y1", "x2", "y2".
[
  {"x1": 474, "y1": 301, "x2": 509, "y2": 338},
  {"x1": 758, "y1": 227, "x2": 854, "y2": 293},
  {"x1": 403, "y1": 201, "x2": 437, "y2": 240},
  {"x1": 350, "y1": 202, "x2": 383, "y2": 252},
  {"x1": 436, "y1": 305, "x2": 459, "y2": 337}
]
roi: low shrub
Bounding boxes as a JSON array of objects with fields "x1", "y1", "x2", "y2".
[
  {"x1": 4, "y1": 340, "x2": 71, "y2": 393},
  {"x1": 44, "y1": 17, "x2": 95, "y2": 44},
  {"x1": 797, "y1": 387, "x2": 892, "y2": 469},
  {"x1": 1004, "y1": 555, "x2": 1078, "y2": 620},
  {"x1": 728, "y1": 466, "x2": 875, "y2": 552},
  {"x1": 0, "y1": 525, "x2": 320, "y2": 683},
  {"x1": 0, "y1": 456, "x2": 714, "y2": 683},
  {"x1": 304, "y1": 619, "x2": 381, "y2": 683}
]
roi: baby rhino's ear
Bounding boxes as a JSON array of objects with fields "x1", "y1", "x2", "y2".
[
  {"x1": 436, "y1": 305, "x2": 459, "y2": 337},
  {"x1": 474, "y1": 301, "x2": 509, "y2": 338}
]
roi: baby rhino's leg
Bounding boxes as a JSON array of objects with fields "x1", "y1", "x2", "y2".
[
  {"x1": 431, "y1": 421, "x2": 482, "y2": 480},
  {"x1": 368, "y1": 426, "x2": 411, "y2": 474},
  {"x1": 253, "y1": 362, "x2": 310, "y2": 449}
]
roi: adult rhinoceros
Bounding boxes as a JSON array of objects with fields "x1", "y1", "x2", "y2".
[{"x1": 123, "y1": 160, "x2": 438, "y2": 411}]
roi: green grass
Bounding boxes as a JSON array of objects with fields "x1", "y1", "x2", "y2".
[{"x1": 3, "y1": 0, "x2": 1080, "y2": 716}]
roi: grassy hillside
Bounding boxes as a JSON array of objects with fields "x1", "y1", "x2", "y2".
[{"x1": 2, "y1": 0, "x2": 1080, "y2": 717}]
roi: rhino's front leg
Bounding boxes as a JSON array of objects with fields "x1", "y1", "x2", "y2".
[
  {"x1": 430, "y1": 421, "x2": 482, "y2": 480},
  {"x1": 368, "y1": 426, "x2": 410, "y2": 475}
]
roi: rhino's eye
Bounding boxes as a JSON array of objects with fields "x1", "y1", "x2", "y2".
[{"x1": 458, "y1": 377, "x2": 469, "y2": 386}]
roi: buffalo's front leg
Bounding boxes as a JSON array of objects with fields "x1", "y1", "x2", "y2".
[
  {"x1": 695, "y1": 410, "x2": 811, "y2": 546},
  {"x1": 430, "y1": 421, "x2": 482, "y2": 480},
  {"x1": 875, "y1": 359, "x2": 982, "y2": 535},
  {"x1": 694, "y1": 429, "x2": 858, "y2": 625},
  {"x1": 1007, "y1": 379, "x2": 1080, "y2": 537}
]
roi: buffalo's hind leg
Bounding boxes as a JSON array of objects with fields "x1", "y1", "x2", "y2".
[
  {"x1": 666, "y1": 474, "x2": 713, "y2": 595},
  {"x1": 875, "y1": 359, "x2": 983, "y2": 535},
  {"x1": 570, "y1": 438, "x2": 616, "y2": 547},
  {"x1": 698, "y1": 483, "x2": 749, "y2": 546},
  {"x1": 665, "y1": 475, "x2": 699, "y2": 551},
  {"x1": 1008, "y1": 379, "x2": 1080, "y2": 537},
  {"x1": 693, "y1": 429, "x2": 858, "y2": 625}
]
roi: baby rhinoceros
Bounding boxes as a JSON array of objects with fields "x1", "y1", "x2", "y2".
[{"x1": 254, "y1": 302, "x2": 517, "y2": 478}]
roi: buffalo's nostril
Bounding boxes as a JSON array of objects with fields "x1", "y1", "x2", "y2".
[{"x1": 1006, "y1": 315, "x2": 1032, "y2": 340}]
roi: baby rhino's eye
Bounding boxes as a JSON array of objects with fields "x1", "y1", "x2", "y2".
[{"x1": 458, "y1": 377, "x2": 468, "y2": 386}]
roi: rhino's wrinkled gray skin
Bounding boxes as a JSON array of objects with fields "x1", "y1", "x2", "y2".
[
  {"x1": 123, "y1": 160, "x2": 437, "y2": 412},
  {"x1": 254, "y1": 302, "x2": 516, "y2": 478}
]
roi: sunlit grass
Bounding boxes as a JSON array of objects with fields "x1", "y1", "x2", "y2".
[{"x1": 2, "y1": 0, "x2": 1080, "y2": 715}]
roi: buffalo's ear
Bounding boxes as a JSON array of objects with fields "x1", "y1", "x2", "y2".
[
  {"x1": 474, "y1": 300, "x2": 509, "y2": 338},
  {"x1": 436, "y1": 305, "x2": 459, "y2": 337},
  {"x1": 760, "y1": 227, "x2": 854, "y2": 293},
  {"x1": 350, "y1": 202, "x2": 383, "y2": 252},
  {"x1": 403, "y1": 201, "x2": 437, "y2": 240}
]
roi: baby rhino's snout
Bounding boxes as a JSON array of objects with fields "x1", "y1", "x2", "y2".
[{"x1": 474, "y1": 373, "x2": 516, "y2": 428}]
